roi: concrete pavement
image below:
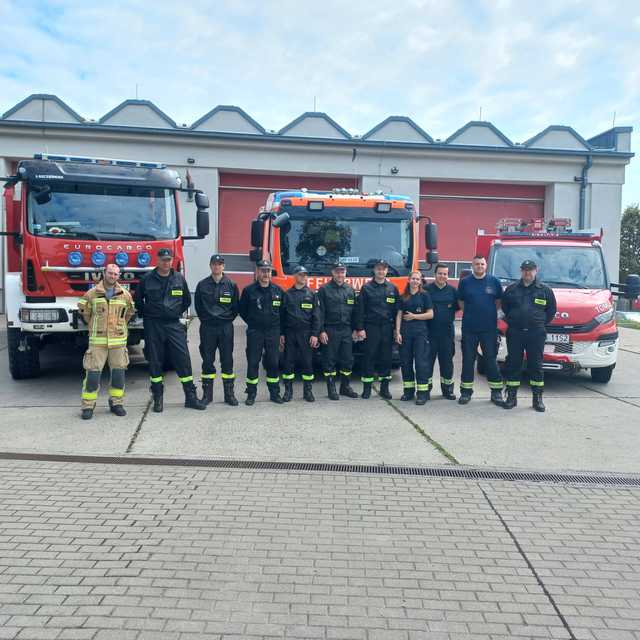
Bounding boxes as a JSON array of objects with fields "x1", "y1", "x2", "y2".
[{"x1": 1, "y1": 319, "x2": 639, "y2": 473}]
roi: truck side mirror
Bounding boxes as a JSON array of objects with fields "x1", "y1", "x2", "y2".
[
  {"x1": 426, "y1": 250, "x2": 439, "y2": 264},
  {"x1": 625, "y1": 274, "x2": 640, "y2": 299},
  {"x1": 425, "y1": 221, "x2": 438, "y2": 250},
  {"x1": 34, "y1": 185, "x2": 52, "y2": 205},
  {"x1": 251, "y1": 219, "x2": 264, "y2": 247},
  {"x1": 249, "y1": 248, "x2": 262, "y2": 262},
  {"x1": 196, "y1": 209, "x2": 209, "y2": 238},
  {"x1": 194, "y1": 191, "x2": 209, "y2": 211},
  {"x1": 272, "y1": 212, "x2": 290, "y2": 229}
]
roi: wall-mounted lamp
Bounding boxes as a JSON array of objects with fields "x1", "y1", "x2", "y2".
[{"x1": 390, "y1": 166, "x2": 399, "y2": 175}]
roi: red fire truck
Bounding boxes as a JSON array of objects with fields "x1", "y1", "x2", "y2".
[
  {"x1": 475, "y1": 218, "x2": 640, "y2": 383},
  {"x1": 2, "y1": 154, "x2": 210, "y2": 379},
  {"x1": 247, "y1": 188, "x2": 438, "y2": 292}
]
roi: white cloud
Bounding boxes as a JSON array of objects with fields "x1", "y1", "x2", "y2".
[{"x1": 0, "y1": 0, "x2": 638, "y2": 203}]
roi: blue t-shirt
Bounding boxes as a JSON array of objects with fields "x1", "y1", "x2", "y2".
[{"x1": 457, "y1": 274, "x2": 503, "y2": 333}]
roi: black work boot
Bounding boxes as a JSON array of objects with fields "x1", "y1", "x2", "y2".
[
  {"x1": 151, "y1": 382, "x2": 164, "y2": 413},
  {"x1": 441, "y1": 383, "x2": 456, "y2": 400},
  {"x1": 361, "y1": 381, "x2": 372, "y2": 399},
  {"x1": 339, "y1": 375, "x2": 358, "y2": 398},
  {"x1": 109, "y1": 400, "x2": 127, "y2": 417},
  {"x1": 379, "y1": 379, "x2": 392, "y2": 400},
  {"x1": 532, "y1": 389, "x2": 546, "y2": 412},
  {"x1": 415, "y1": 389, "x2": 430, "y2": 405},
  {"x1": 282, "y1": 380, "x2": 294, "y2": 403},
  {"x1": 267, "y1": 382, "x2": 284, "y2": 404},
  {"x1": 400, "y1": 386, "x2": 415, "y2": 401},
  {"x1": 303, "y1": 381, "x2": 315, "y2": 403},
  {"x1": 503, "y1": 387, "x2": 518, "y2": 410},
  {"x1": 245, "y1": 385, "x2": 257, "y2": 406},
  {"x1": 201, "y1": 379, "x2": 214, "y2": 405},
  {"x1": 223, "y1": 379, "x2": 239, "y2": 406},
  {"x1": 458, "y1": 390, "x2": 472, "y2": 405},
  {"x1": 81, "y1": 408, "x2": 94, "y2": 420},
  {"x1": 183, "y1": 382, "x2": 207, "y2": 410},
  {"x1": 326, "y1": 377, "x2": 340, "y2": 401},
  {"x1": 490, "y1": 388, "x2": 505, "y2": 407}
]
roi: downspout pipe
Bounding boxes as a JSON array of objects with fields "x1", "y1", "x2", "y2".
[{"x1": 577, "y1": 154, "x2": 592, "y2": 229}]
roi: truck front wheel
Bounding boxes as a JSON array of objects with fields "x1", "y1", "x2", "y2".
[
  {"x1": 590, "y1": 364, "x2": 614, "y2": 384},
  {"x1": 7, "y1": 327, "x2": 41, "y2": 380}
]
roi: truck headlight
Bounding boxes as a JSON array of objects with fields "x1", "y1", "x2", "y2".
[
  {"x1": 20, "y1": 308, "x2": 68, "y2": 323},
  {"x1": 595, "y1": 308, "x2": 614, "y2": 324}
]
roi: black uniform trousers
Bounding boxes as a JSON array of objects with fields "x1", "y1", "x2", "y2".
[
  {"x1": 426, "y1": 327, "x2": 455, "y2": 386},
  {"x1": 199, "y1": 321, "x2": 234, "y2": 381},
  {"x1": 504, "y1": 328, "x2": 546, "y2": 389},
  {"x1": 361, "y1": 323, "x2": 394, "y2": 382},
  {"x1": 399, "y1": 329, "x2": 430, "y2": 390},
  {"x1": 321, "y1": 325, "x2": 354, "y2": 377},
  {"x1": 245, "y1": 327, "x2": 280, "y2": 386},
  {"x1": 460, "y1": 329, "x2": 503, "y2": 393},
  {"x1": 144, "y1": 318, "x2": 193, "y2": 384},
  {"x1": 283, "y1": 330, "x2": 314, "y2": 381}
]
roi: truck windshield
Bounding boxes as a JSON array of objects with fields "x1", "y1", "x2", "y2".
[
  {"x1": 27, "y1": 183, "x2": 178, "y2": 240},
  {"x1": 279, "y1": 208, "x2": 413, "y2": 276},
  {"x1": 491, "y1": 245, "x2": 608, "y2": 289}
]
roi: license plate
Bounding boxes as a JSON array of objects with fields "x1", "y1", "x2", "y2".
[{"x1": 547, "y1": 333, "x2": 570, "y2": 344}]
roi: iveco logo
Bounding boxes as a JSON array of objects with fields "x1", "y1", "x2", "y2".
[{"x1": 555, "y1": 311, "x2": 570, "y2": 319}]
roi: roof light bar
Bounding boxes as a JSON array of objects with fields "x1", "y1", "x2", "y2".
[{"x1": 34, "y1": 153, "x2": 167, "y2": 169}]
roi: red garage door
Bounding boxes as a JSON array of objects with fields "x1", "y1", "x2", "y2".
[
  {"x1": 218, "y1": 173, "x2": 357, "y2": 276},
  {"x1": 420, "y1": 181, "x2": 545, "y2": 277}
]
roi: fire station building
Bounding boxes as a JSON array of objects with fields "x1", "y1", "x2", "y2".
[{"x1": 0, "y1": 93, "x2": 634, "y2": 302}]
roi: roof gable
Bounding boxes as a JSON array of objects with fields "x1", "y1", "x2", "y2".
[
  {"x1": 362, "y1": 116, "x2": 433, "y2": 143},
  {"x1": 446, "y1": 121, "x2": 512, "y2": 147},
  {"x1": 279, "y1": 112, "x2": 351, "y2": 139},
  {"x1": 191, "y1": 105, "x2": 265, "y2": 134},
  {"x1": 2, "y1": 94, "x2": 83, "y2": 123},
  {"x1": 99, "y1": 100, "x2": 176, "y2": 128},
  {"x1": 524, "y1": 126, "x2": 590, "y2": 150}
]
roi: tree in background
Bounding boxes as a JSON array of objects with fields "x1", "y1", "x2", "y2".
[{"x1": 620, "y1": 204, "x2": 640, "y2": 281}]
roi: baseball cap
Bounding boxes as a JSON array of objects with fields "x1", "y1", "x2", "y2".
[
  {"x1": 520, "y1": 259, "x2": 537, "y2": 270},
  {"x1": 331, "y1": 262, "x2": 347, "y2": 271},
  {"x1": 157, "y1": 248, "x2": 173, "y2": 260},
  {"x1": 209, "y1": 254, "x2": 225, "y2": 264},
  {"x1": 292, "y1": 265, "x2": 308, "y2": 274},
  {"x1": 373, "y1": 258, "x2": 389, "y2": 267},
  {"x1": 256, "y1": 259, "x2": 273, "y2": 269}
]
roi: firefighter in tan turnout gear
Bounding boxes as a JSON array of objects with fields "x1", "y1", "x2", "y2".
[{"x1": 78, "y1": 263, "x2": 135, "y2": 420}]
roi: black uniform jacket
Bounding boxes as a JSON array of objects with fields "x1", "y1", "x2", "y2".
[
  {"x1": 134, "y1": 269, "x2": 191, "y2": 321},
  {"x1": 238, "y1": 281, "x2": 285, "y2": 331},
  {"x1": 355, "y1": 279, "x2": 400, "y2": 330},
  {"x1": 194, "y1": 275, "x2": 239, "y2": 324},
  {"x1": 427, "y1": 282, "x2": 459, "y2": 335},
  {"x1": 502, "y1": 279, "x2": 557, "y2": 330},
  {"x1": 317, "y1": 280, "x2": 357, "y2": 330},
  {"x1": 282, "y1": 285, "x2": 321, "y2": 335}
]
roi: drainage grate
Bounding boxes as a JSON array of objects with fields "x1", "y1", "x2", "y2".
[{"x1": 1, "y1": 451, "x2": 639, "y2": 487}]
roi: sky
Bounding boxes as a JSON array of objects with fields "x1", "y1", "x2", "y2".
[{"x1": 1, "y1": 0, "x2": 639, "y2": 208}]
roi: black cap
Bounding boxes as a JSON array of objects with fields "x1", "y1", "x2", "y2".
[
  {"x1": 331, "y1": 262, "x2": 347, "y2": 270},
  {"x1": 373, "y1": 258, "x2": 389, "y2": 267},
  {"x1": 157, "y1": 248, "x2": 173, "y2": 260},
  {"x1": 292, "y1": 265, "x2": 308, "y2": 274},
  {"x1": 520, "y1": 260, "x2": 537, "y2": 270},
  {"x1": 209, "y1": 254, "x2": 225, "y2": 264},
  {"x1": 256, "y1": 259, "x2": 272, "y2": 269}
]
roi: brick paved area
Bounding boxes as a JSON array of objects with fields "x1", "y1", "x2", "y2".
[{"x1": 1, "y1": 460, "x2": 640, "y2": 639}]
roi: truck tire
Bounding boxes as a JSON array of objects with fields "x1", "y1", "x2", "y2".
[
  {"x1": 7, "y1": 327, "x2": 41, "y2": 380},
  {"x1": 590, "y1": 365, "x2": 614, "y2": 383}
]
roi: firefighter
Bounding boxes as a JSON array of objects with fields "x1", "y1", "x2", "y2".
[
  {"x1": 457, "y1": 255, "x2": 505, "y2": 406},
  {"x1": 134, "y1": 248, "x2": 206, "y2": 412},
  {"x1": 395, "y1": 271, "x2": 434, "y2": 405},
  {"x1": 78, "y1": 263, "x2": 135, "y2": 420},
  {"x1": 317, "y1": 262, "x2": 359, "y2": 400},
  {"x1": 194, "y1": 254, "x2": 240, "y2": 406},
  {"x1": 281, "y1": 266, "x2": 320, "y2": 403},
  {"x1": 425, "y1": 263, "x2": 459, "y2": 400},
  {"x1": 238, "y1": 260, "x2": 285, "y2": 406},
  {"x1": 355, "y1": 259, "x2": 400, "y2": 399},
  {"x1": 501, "y1": 260, "x2": 557, "y2": 412}
]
